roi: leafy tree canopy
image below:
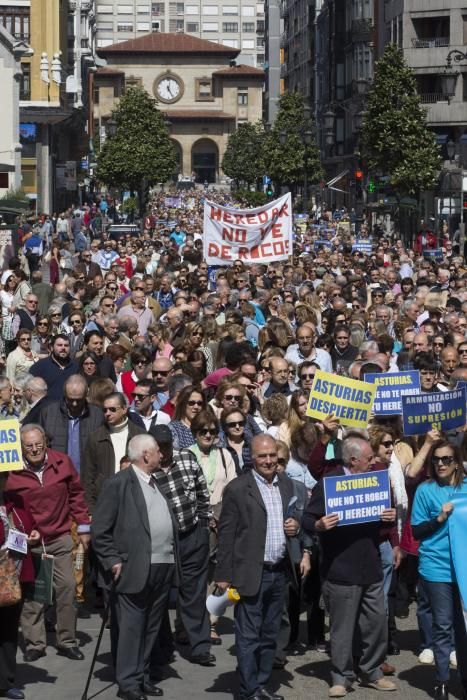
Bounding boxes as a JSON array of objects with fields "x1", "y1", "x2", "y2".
[
  {"x1": 222, "y1": 121, "x2": 265, "y2": 186},
  {"x1": 96, "y1": 86, "x2": 176, "y2": 191},
  {"x1": 360, "y1": 43, "x2": 440, "y2": 196},
  {"x1": 263, "y1": 92, "x2": 323, "y2": 187}
]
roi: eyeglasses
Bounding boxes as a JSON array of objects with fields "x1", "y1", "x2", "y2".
[
  {"x1": 192, "y1": 332, "x2": 203, "y2": 337},
  {"x1": 27, "y1": 300, "x2": 38, "y2": 305},
  {"x1": 187, "y1": 399, "x2": 203, "y2": 406},
  {"x1": 381, "y1": 440, "x2": 394, "y2": 448},
  {"x1": 153, "y1": 369, "x2": 170, "y2": 376},
  {"x1": 459, "y1": 348, "x2": 467, "y2": 354},
  {"x1": 134, "y1": 360, "x2": 149, "y2": 367},
  {"x1": 301, "y1": 373, "x2": 315, "y2": 380},
  {"x1": 37, "y1": 321, "x2": 48, "y2": 326},
  {"x1": 433, "y1": 342, "x2": 444, "y2": 347},
  {"x1": 103, "y1": 406, "x2": 120, "y2": 413},
  {"x1": 132, "y1": 392, "x2": 150, "y2": 400},
  {"x1": 432, "y1": 455, "x2": 455, "y2": 466},
  {"x1": 23, "y1": 443, "x2": 44, "y2": 452},
  {"x1": 224, "y1": 394, "x2": 242, "y2": 402},
  {"x1": 226, "y1": 420, "x2": 245, "y2": 428},
  {"x1": 19, "y1": 337, "x2": 31, "y2": 342},
  {"x1": 197, "y1": 428, "x2": 218, "y2": 437},
  {"x1": 107, "y1": 286, "x2": 118, "y2": 291},
  {"x1": 331, "y1": 293, "x2": 341, "y2": 298},
  {"x1": 51, "y1": 313, "x2": 61, "y2": 317},
  {"x1": 277, "y1": 458, "x2": 287, "y2": 466}
]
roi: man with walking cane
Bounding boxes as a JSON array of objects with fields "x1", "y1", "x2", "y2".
[{"x1": 91, "y1": 434, "x2": 178, "y2": 700}]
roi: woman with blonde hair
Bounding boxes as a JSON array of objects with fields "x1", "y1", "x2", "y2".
[
  {"x1": 184, "y1": 320, "x2": 215, "y2": 372},
  {"x1": 295, "y1": 303, "x2": 318, "y2": 327},
  {"x1": 276, "y1": 388, "x2": 309, "y2": 446},
  {"x1": 148, "y1": 324, "x2": 173, "y2": 359}
]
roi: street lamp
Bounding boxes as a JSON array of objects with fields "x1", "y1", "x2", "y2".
[
  {"x1": 447, "y1": 139, "x2": 456, "y2": 162},
  {"x1": 106, "y1": 118, "x2": 117, "y2": 137},
  {"x1": 441, "y1": 49, "x2": 467, "y2": 98}
]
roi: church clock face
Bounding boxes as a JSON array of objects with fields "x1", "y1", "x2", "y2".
[{"x1": 154, "y1": 74, "x2": 184, "y2": 104}]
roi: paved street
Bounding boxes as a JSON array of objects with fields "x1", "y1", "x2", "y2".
[{"x1": 17, "y1": 604, "x2": 464, "y2": 700}]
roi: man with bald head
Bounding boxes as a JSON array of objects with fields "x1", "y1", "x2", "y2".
[
  {"x1": 37, "y1": 374, "x2": 104, "y2": 475},
  {"x1": 439, "y1": 346, "x2": 459, "y2": 386},
  {"x1": 22, "y1": 375, "x2": 49, "y2": 424},
  {"x1": 215, "y1": 435, "x2": 300, "y2": 700}
]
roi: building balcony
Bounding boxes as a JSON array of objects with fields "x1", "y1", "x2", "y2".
[
  {"x1": 411, "y1": 37, "x2": 449, "y2": 49},
  {"x1": 280, "y1": 3, "x2": 289, "y2": 19},
  {"x1": 352, "y1": 18, "x2": 373, "y2": 38},
  {"x1": 418, "y1": 92, "x2": 449, "y2": 104}
]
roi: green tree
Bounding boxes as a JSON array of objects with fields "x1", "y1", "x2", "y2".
[
  {"x1": 263, "y1": 92, "x2": 323, "y2": 193},
  {"x1": 222, "y1": 121, "x2": 265, "y2": 187},
  {"x1": 360, "y1": 43, "x2": 440, "y2": 196},
  {"x1": 96, "y1": 86, "x2": 176, "y2": 202}
]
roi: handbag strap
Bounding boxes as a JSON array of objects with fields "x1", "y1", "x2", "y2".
[{"x1": 219, "y1": 447, "x2": 228, "y2": 478}]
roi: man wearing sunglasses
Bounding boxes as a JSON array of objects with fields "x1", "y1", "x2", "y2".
[
  {"x1": 129, "y1": 379, "x2": 171, "y2": 433},
  {"x1": 81, "y1": 392, "x2": 145, "y2": 511}
]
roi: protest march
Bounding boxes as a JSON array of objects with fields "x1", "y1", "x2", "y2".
[{"x1": 0, "y1": 187, "x2": 466, "y2": 700}]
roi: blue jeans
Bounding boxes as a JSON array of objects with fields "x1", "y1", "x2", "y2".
[
  {"x1": 379, "y1": 541, "x2": 393, "y2": 613},
  {"x1": 234, "y1": 568, "x2": 286, "y2": 699},
  {"x1": 420, "y1": 578, "x2": 467, "y2": 687},
  {"x1": 417, "y1": 577, "x2": 433, "y2": 651}
]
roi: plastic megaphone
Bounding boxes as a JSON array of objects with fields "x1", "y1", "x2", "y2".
[{"x1": 206, "y1": 587, "x2": 240, "y2": 616}]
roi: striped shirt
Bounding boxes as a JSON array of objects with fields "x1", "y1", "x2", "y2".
[{"x1": 253, "y1": 470, "x2": 286, "y2": 564}]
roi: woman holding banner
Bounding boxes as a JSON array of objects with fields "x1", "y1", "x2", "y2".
[{"x1": 411, "y1": 440, "x2": 467, "y2": 700}]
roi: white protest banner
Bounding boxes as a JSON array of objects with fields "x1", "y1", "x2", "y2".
[{"x1": 203, "y1": 193, "x2": 292, "y2": 266}]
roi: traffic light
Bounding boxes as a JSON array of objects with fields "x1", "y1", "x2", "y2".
[
  {"x1": 368, "y1": 180, "x2": 375, "y2": 193},
  {"x1": 463, "y1": 192, "x2": 467, "y2": 210},
  {"x1": 355, "y1": 170, "x2": 363, "y2": 181},
  {"x1": 355, "y1": 170, "x2": 363, "y2": 200},
  {"x1": 266, "y1": 183, "x2": 274, "y2": 198}
]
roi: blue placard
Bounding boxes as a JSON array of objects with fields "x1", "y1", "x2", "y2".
[
  {"x1": 423, "y1": 249, "x2": 443, "y2": 261},
  {"x1": 323, "y1": 470, "x2": 391, "y2": 526},
  {"x1": 352, "y1": 239, "x2": 373, "y2": 254},
  {"x1": 314, "y1": 239, "x2": 333, "y2": 251},
  {"x1": 364, "y1": 371, "x2": 421, "y2": 415},
  {"x1": 402, "y1": 388, "x2": 466, "y2": 436}
]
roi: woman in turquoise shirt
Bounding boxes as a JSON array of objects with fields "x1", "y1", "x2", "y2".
[{"x1": 411, "y1": 440, "x2": 467, "y2": 700}]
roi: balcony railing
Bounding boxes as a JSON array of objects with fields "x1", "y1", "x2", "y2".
[
  {"x1": 412, "y1": 37, "x2": 449, "y2": 49},
  {"x1": 351, "y1": 18, "x2": 373, "y2": 36},
  {"x1": 418, "y1": 92, "x2": 449, "y2": 104}
]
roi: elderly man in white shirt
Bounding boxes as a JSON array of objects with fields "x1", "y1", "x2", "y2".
[{"x1": 285, "y1": 322, "x2": 333, "y2": 373}]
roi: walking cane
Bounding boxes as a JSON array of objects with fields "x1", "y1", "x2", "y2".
[{"x1": 81, "y1": 581, "x2": 115, "y2": 700}]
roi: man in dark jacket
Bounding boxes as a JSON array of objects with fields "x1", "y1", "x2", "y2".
[
  {"x1": 215, "y1": 435, "x2": 299, "y2": 700},
  {"x1": 80, "y1": 392, "x2": 145, "y2": 511},
  {"x1": 303, "y1": 434, "x2": 397, "y2": 698},
  {"x1": 37, "y1": 374, "x2": 103, "y2": 475}
]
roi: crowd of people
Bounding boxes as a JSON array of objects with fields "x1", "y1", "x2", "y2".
[{"x1": 0, "y1": 188, "x2": 466, "y2": 700}]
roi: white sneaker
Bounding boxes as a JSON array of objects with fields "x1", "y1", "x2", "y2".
[
  {"x1": 450, "y1": 650, "x2": 457, "y2": 668},
  {"x1": 418, "y1": 648, "x2": 434, "y2": 664}
]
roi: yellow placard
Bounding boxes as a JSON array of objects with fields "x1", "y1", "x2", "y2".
[
  {"x1": 306, "y1": 370, "x2": 376, "y2": 429},
  {"x1": 0, "y1": 418, "x2": 23, "y2": 472}
]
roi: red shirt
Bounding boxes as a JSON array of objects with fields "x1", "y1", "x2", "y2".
[{"x1": 5, "y1": 449, "x2": 90, "y2": 545}]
